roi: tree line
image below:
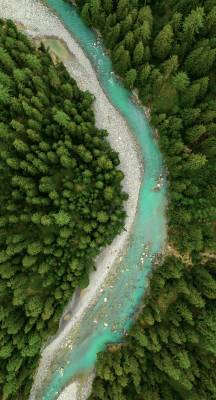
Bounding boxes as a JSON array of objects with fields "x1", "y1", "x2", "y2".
[
  {"x1": 77, "y1": 0, "x2": 216, "y2": 254},
  {"x1": 69, "y1": 0, "x2": 216, "y2": 399},
  {"x1": 90, "y1": 256, "x2": 216, "y2": 400},
  {"x1": 0, "y1": 19, "x2": 127, "y2": 399}
]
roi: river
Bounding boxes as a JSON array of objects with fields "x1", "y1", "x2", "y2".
[
  {"x1": 31, "y1": 1, "x2": 167, "y2": 398},
  {"x1": 0, "y1": 0, "x2": 167, "y2": 398}
]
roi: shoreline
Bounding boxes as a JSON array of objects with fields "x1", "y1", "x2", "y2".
[{"x1": 0, "y1": 1, "x2": 143, "y2": 399}]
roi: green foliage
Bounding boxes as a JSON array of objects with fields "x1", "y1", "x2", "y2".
[
  {"x1": 0, "y1": 20, "x2": 127, "y2": 399},
  {"x1": 153, "y1": 24, "x2": 174, "y2": 60},
  {"x1": 78, "y1": 0, "x2": 216, "y2": 255},
  {"x1": 89, "y1": 257, "x2": 216, "y2": 400},
  {"x1": 74, "y1": 0, "x2": 216, "y2": 399},
  {"x1": 125, "y1": 68, "x2": 137, "y2": 88}
]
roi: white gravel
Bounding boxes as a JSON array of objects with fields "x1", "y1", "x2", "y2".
[
  {"x1": 57, "y1": 383, "x2": 78, "y2": 400},
  {"x1": 0, "y1": 1, "x2": 142, "y2": 399}
]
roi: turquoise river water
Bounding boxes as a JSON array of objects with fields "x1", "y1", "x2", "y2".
[{"x1": 37, "y1": 1, "x2": 167, "y2": 398}]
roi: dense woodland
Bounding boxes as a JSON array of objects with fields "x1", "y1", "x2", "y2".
[
  {"x1": 0, "y1": 20, "x2": 127, "y2": 399},
  {"x1": 1, "y1": 0, "x2": 216, "y2": 399},
  {"x1": 77, "y1": 0, "x2": 216, "y2": 254},
  {"x1": 90, "y1": 256, "x2": 216, "y2": 400},
  {"x1": 72, "y1": 0, "x2": 216, "y2": 399}
]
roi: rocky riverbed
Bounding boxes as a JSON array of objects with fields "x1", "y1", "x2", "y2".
[{"x1": 0, "y1": 1, "x2": 142, "y2": 399}]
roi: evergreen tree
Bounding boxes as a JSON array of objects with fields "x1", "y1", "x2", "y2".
[
  {"x1": 77, "y1": 1, "x2": 216, "y2": 399},
  {"x1": 133, "y1": 41, "x2": 144, "y2": 66},
  {"x1": 153, "y1": 24, "x2": 174, "y2": 60},
  {"x1": 0, "y1": 20, "x2": 127, "y2": 399}
]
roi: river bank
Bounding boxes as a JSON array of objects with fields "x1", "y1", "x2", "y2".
[{"x1": 0, "y1": 0, "x2": 143, "y2": 399}]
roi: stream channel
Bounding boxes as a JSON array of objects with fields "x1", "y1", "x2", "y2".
[{"x1": 35, "y1": 1, "x2": 167, "y2": 398}]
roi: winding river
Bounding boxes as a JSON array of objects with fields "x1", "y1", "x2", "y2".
[{"x1": 30, "y1": 0, "x2": 168, "y2": 399}]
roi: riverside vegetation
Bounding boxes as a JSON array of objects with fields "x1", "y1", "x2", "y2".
[
  {"x1": 66, "y1": 0, "x2": 216, "y2": 399},
  {"x1": 0, "y1": 19, "x2": 128, "y2": 399}
]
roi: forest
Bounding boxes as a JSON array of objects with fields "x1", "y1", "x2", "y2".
[
  {"x1": 71, "y1": 0, "x2": 216, "y2": 399},
  {"x1": 0, "y1": 19, "x2": 127, "y2": 399}
]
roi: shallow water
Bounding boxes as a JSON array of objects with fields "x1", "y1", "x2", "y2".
[
  {"x1": 41, "y1": 38, "x2": 69, "y2": 60},
  {"x1": 38, "y1": 1, "x2": 167, "y2": 398}
]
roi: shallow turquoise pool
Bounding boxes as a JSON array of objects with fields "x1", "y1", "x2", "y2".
[{"x1": 38, "y1": 1, "x2": 167, "y2": 398}]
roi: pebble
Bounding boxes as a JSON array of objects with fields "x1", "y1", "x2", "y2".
[{"x1": 3, "y1": 2, "x2": 142, "y2": 398}]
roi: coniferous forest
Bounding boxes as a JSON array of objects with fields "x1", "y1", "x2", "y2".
[
  {"x1": 0, "y1": 19, "x2": 127, "y2": 399},
  {"x1": 0, "y1": 0, "x2": 216, "y2": 399},
  {"x1": 70, "y1": 0, "x2": 216, "y2": 399}
]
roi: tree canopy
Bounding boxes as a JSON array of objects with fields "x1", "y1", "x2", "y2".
[
  {"x1": 89, "y1": 257, "x2": 216, "y2": 400},
  {"x1": 73, "y1": 0, "x2": 216, "y2": 398},
  {"x1": 0, "y1": 19, "x2": 127, "y2": 399},
  {"x1": 77, "y1": 0, "x2": 216, "y2": 254}
]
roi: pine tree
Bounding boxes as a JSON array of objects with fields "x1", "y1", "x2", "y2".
[
  {"x1": 125, "y1": 69, "x2": 137, "y2": 89},
  {"x1": 133, "y1": 42, "x2": 144, "y2": 66},
  {"x1": 0, "y1": 20, "x2": 127, "y2": 399},
  {"x1": 153, "y1": 24, "x2": 174, "y2": 60}
]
